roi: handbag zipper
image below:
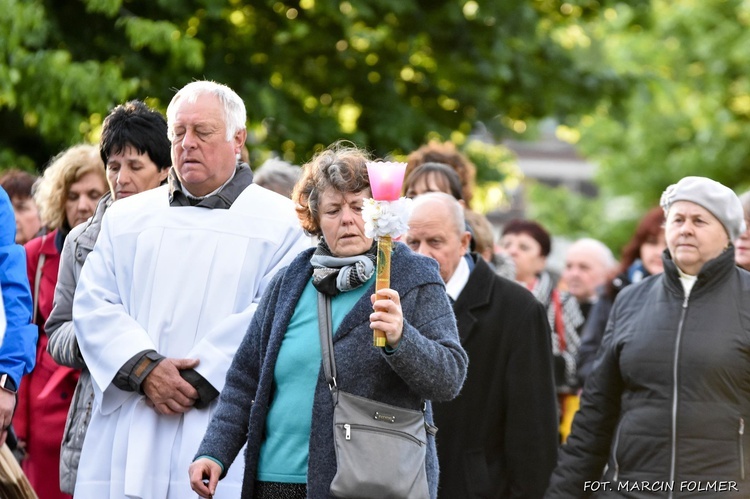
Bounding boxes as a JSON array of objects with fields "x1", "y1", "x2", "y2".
[{"x1": 337, "y1": 423, "x2": 425, "y2": 446}]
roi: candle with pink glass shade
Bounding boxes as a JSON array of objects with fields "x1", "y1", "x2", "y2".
[{"x1": 365, "y1": 161, "x2": 409, "y2": 347}]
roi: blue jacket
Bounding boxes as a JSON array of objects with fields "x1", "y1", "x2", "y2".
[
  {"x1": 0, "y1": 186, "x2": 37, "y2": 388},
  {"x1": 196, "y1": 243, "x2": 468, "y2": 498}
]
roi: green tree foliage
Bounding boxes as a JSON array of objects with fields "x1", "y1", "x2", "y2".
[
  {"x1": 563, "y1": 0, "x2": 750, "y2": 206},
  {"x1": 508, "y1": 0, "x2": 750, "y2": 255},
  {"x1": 1, "y1": 0, "x2": 625, "y2": 173},
  {"x1": 463, "y1": 139, "x2": 523, "y2": 213}
]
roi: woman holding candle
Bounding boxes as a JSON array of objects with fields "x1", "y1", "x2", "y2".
[{"x1": 189, "y1": 143, "x2": 468, "y2": 499}]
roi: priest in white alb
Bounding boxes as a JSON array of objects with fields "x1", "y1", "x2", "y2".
[{"x1": 72, "y1": 81, "x2": 310, "y2": 498}]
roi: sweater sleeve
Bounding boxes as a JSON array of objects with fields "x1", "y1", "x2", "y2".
[
  {"x1": 380, "y1": 280, "x2": 468, "y2": 402},
  {"x1": 194, "y1": 270, "x2": 284, "y2": 477}
]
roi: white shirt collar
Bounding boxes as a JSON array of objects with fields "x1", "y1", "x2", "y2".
[{"x1": 445, "y1": 255, "x2": 471, "y2": 301}]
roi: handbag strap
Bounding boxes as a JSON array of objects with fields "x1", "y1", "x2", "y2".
[
  {"x1": 317, "y1": 292, "x2": 337, "y2": 388},
  {"x1": 316, "y1": 292, "x2": 433, "y2": 421},
  {"x1": 33, "y1": 236, "x2": 47, "y2": 326}
]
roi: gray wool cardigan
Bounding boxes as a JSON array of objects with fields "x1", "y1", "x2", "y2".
[{"x1": 196, "y1": 243, "x2": 468, "y2": 498}]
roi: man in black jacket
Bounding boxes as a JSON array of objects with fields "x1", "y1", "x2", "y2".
[{"x1": 406, "y1": 192, "x2": 558, "y2": 498}]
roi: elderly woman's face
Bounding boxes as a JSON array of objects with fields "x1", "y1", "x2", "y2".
[
  {"x1": 106, "y1": 145, "x2": 168, "y2": 201},
  {"x1": 666, "y1": 200, "x2": 729, "y2": 275},
  {"x1": 318, "y1": 187, "x2": 372, "y2": 257},
  {"x1": 65, "y1": 171, "x2": 106, "y2": 228}
]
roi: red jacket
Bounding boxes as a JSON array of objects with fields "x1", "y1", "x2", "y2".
[{"x1": 14, "y1": 230, "x2": 77, "y2": 499}]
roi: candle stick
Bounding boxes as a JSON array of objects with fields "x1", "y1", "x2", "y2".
[
  {"x1": 364, "y1": 161, "x2": 409, "y2": 347},
  {"x1": 373, "y1": 235, "x2": 392, "y2": 347}
]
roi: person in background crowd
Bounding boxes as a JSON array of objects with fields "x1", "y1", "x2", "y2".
[
  {"x1": 72, "y1": 80, "x2": 309, "y2": 499},
  {"x1": 561, "y1": 238, "x2": 616, "y2": 325},
  {"x1": 558, "y1": 238, "x2": 616, "y2": 382},
  {"x1": 0, "y1": 186, "x2": 37, "y2": 447},
  {"x1": 500, "y1": 219, "x2": 584, "y2": 442},
  {"x1": 45, "y1": 100, "x2": 171, "y2": 495},
  {"x1": 406, "y1": 140, "x2": 476, "y2": 208},
  {"x1": 577, "y1": 207, "x2": 666, "y2": 386},
  {"x1": 14, "y1": 144, "x2": 106, "y2": 499},
  {"x1": 546, "y1": 176, "x2": 750, "y2": 498},
  {"x1": 734, "y1": 191, "x2": 750, "y2": 271},
  {"x1": 462, "y1": 209, "x2": 516, "y2": 281},
  {"x1": 464, "y1": 208, "x2": 496, "y2": 263},
  {"x1": 406, "y1": 193, "x2": 557, "y2": 498},
  {"x1": 556, "y1": 238, "x2": 616, "y2": 439},
  {"x1": 403, "y1": 161, "x2": 465, "y2": 202},
  {"x1": 189, "y1": 144, "x2": 467, "y2": 499},
  {"x1": 403, "y1": 162, "x2": 515, "y2": 280},
  {"x1": 254, "y1": 158, "x2": 302, "y2": 199},
  {"x1": 0, "y1": 169, "x2": 42, "y2": 245}
]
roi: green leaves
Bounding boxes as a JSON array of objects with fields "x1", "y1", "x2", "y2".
[
  {"x1": 119, "y1": 17, "x2": 204, "y2": 70},
  {"x1": 1, "y1": 0, "x2": 621, "y2": 172}
]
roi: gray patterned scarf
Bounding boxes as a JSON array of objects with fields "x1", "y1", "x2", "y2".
[
  {"x1": 531, "y1": 271, "x2": 584, "y2": 392},
  {"x1": 310, "y1": 239, "x2": 377, "y2": 296}
]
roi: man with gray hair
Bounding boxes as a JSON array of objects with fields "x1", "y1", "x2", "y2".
[
  {"x1": 72, "y1": 81, "x2": 309, "y2": 498},
  {"x1": 253, "y1": 157, "x2": 301, "y2": 199},
  {"x1": 558, "y1": 237, "x2": 616, "y2": 396},
  {"x1": 562, "y1": 238, "x2": 617, "y2": 311},
  {"x1": 405, "y1": 192, "x2": 558, "y2": 497}
]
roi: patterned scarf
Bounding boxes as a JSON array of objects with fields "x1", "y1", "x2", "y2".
[
  {"x1": 530, "y1": 271, "x2": 584, "y2": 392},
  {"x1": 310, "y1": 238, "x2": 377, "y2": 296}
]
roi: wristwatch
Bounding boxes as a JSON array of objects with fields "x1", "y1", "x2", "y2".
[{"x1": 0, "y1": 374, "x2": 16, "y2": 395}]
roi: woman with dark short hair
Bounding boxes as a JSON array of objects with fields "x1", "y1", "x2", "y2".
[{"x1": 44, "y1": 100, "x2": 171, "y2": 495}]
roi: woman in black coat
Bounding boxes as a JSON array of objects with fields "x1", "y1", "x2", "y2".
[{"x1": 546, "y1": 176, "x2": 750, "y2": 498}]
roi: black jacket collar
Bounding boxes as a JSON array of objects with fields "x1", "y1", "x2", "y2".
[
  {"x1": 662, "y1": 245, "x2": 736, "y2": 299},
  {"x1": 168, "y1": 163, "x2": 254, "y2": 209}
]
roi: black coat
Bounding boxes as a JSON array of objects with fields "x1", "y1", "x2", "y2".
[
  {"x1": 433, "y1": 255, "x2": 559, "y2": 498},
  {"x1": 546, "y1": 248, "x2": 750, "y2": 498}
]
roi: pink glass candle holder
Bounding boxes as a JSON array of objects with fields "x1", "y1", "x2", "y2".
[{"x1": 366, "y1": 161, "x2": 407, "y2": 201}]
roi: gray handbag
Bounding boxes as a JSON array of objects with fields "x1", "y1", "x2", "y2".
[{"x1": 317, "y1": 292, "x2": 433, "y2": 499}]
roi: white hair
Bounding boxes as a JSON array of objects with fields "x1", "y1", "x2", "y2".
[
  {"x1": 568, "y1": 237, "x2": 617, "y2": 270},
  {"x1": 166, "y1": 80, "x2": 246, "y2": 141},
  {"x1": 411, "y1": 192, "x2": 466, "y2": 236},
  {"x1": 254, "y1": 158, "x2": 302, "y2": 198}
]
